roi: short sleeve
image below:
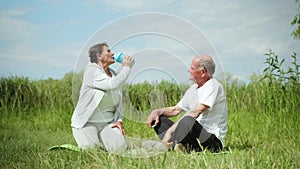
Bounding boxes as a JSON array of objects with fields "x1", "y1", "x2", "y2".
[{"x1": 198, "y1": 82, "x2": 219, "y2": 110}]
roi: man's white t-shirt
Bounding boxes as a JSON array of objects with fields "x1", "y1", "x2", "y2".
[{"x1": 177, "y1": 78, "x2": 228, "y2": 147}]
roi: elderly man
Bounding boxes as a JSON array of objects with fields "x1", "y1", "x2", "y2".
[{"x1": 146, "y1": 55, "x2": 228, "y2": 152}]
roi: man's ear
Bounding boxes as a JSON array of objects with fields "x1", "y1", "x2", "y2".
[{"x1": 200, "y1": 68, "x2": 207, "y2": 77}]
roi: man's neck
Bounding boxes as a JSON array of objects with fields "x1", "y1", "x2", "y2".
[{"x1": 197, "y1": 77, "x2": 211, "y2": 88}]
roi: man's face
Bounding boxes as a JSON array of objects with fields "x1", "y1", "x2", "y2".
[{"x1": 189, "y1": 58, "x2": 201, "y2": 83}]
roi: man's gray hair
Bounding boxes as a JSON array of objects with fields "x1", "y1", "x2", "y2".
[{"x1": 196, "y1": 55, "x2": 215, "y2": 77}]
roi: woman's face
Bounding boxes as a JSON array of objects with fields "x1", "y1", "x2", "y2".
[{"x1": 98, "y1": 46, "x2": 115, "y2": 65}]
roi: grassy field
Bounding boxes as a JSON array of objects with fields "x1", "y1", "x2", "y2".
[{"x1": 0, "y1": 52, "x2": 299, "y2": 168}]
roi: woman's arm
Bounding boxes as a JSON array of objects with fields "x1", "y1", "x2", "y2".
[{"x1": 86, "y1": 66, "x2": 131, "y2": 91}]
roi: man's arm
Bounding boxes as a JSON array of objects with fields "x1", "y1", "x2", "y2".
[
  {"x1": 158, "y1": 106, "x2": 183, "y2": 117},
  {"x1": 186, "y1": 103, "x2": 209, "y2": 119},
  {"x1": 146, "y1": 106, "x2": 183, "y2": 128}
]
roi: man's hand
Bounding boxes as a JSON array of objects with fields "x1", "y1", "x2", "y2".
[
  {"x1": 146, "y1": 109, "x2": 160, "y2": 128},
  {"x1": 146, "y1": 106, "x2": 183, "y2": 128},
  {"x1": 162, "y1": 130, "x2": 174, "y2": 147},
  {"x1": 111, "y1": 121, "x2": 125, "y2": 136}
]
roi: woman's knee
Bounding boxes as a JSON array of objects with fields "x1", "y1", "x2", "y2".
[
  {"x1": 72, "y1": 126, "x2": 100, "y2": 150},
  {"x1": 100, "y1": 125, "x2": 126, "y2": 153}
]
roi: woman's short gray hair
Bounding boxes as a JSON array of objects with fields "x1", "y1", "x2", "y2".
[
  {"x1": 88, "y1": 43, "x2": 108, "y2": 63},
  {"x1": 197, "y1": 55, "x2": 215, "y2": 77}
]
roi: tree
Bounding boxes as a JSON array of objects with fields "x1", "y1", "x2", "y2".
[{"x1": 291, "y1": 0, "x2": 300, "y2": 39}]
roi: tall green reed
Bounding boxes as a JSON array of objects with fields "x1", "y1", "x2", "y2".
[
  {"x1": 0, "y1": 73, "x2": 74, "y2": 116},
  {"x1": 224, "y1": 50, "x2": 299, "y2": 117},
  {"x1": 122, "y1": 80, "x2": 188, "y2": 112}
]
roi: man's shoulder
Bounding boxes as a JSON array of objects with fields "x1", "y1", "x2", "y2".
[
  {"x1": 207, "y1": 78, "x2": 223, "y2": 86},
  {"x1": 202, "y1": 79, "x2": 225, "y2": 92},
  {"x1": 187, "y1": 83, "x2": 198, "y2": 91}
]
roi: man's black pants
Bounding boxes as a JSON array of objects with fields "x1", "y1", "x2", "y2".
[{"x1": 153, "y1": 115, "x2": 222, "y2": 152}]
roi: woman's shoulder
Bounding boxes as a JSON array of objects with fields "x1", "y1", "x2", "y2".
[
  {"x1": 85, "y1": 62, "x2": 99, "y2": 69},
  {"x1": 85, "y1": 62, "x2": 104, "y2": 72}
]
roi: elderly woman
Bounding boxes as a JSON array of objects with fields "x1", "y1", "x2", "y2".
[{"x1": 71, "y1": 43, "x2": 134, "y2": 152}]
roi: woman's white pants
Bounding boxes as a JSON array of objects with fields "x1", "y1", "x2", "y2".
[{"x1": 72, "y1": 123, "x2": 126, "y2": 152}]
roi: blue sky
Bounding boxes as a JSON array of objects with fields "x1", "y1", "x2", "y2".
[{"x1": 0, "y1": 0, "x2": 299, "y2": 84}]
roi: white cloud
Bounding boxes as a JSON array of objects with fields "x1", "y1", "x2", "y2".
[
  {"x1": 0, "y1": 4, "x2": 85, "y2": 79},
  {"x1": 1, "y1": 0, "x2": 299, "y2": 81},
  {"x1": 0, "y1": 43, "x2": 78, "y2": 68},
  {"x1": 0, "y1": 8, "x2": 40, "y2": 42},
  {"x1": 178, "y1": 1, "x2": 299, "y2": 64},
  {"x1": 0, "y1": 8, "x2": 28, "y2": 16},
  {"x1": 84, "y1": 0, "x2": 177, "y2": 10},
  {"x1": 74, "y1": 13, "x2": 220, "y2": 75}
]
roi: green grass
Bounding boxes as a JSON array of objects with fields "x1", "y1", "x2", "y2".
[{"x1": 1, "y1": 107, "x2": 299, "y2": 168}]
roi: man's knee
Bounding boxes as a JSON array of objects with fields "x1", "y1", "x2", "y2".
[
  {"x1": 172, "y1": 116, "x2": 197, "y2": 143},
  {"x1": 158, "y1": 115, "x2": 174, "y2": 127},
  {"x1": 178, "y1": 116, "x2": 196, "y2": 127},
  {"x1": 159, "y1": 115, "x2": 169, "y2": 122}
]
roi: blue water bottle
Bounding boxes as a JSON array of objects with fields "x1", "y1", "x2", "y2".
[{"x1": 114, "y1": 52, "x2": 135, "y2": 67}]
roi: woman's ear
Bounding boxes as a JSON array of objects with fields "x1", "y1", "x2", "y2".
[{"x1": 96, "y1": 53, "x2": 102, "y2": 62}]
